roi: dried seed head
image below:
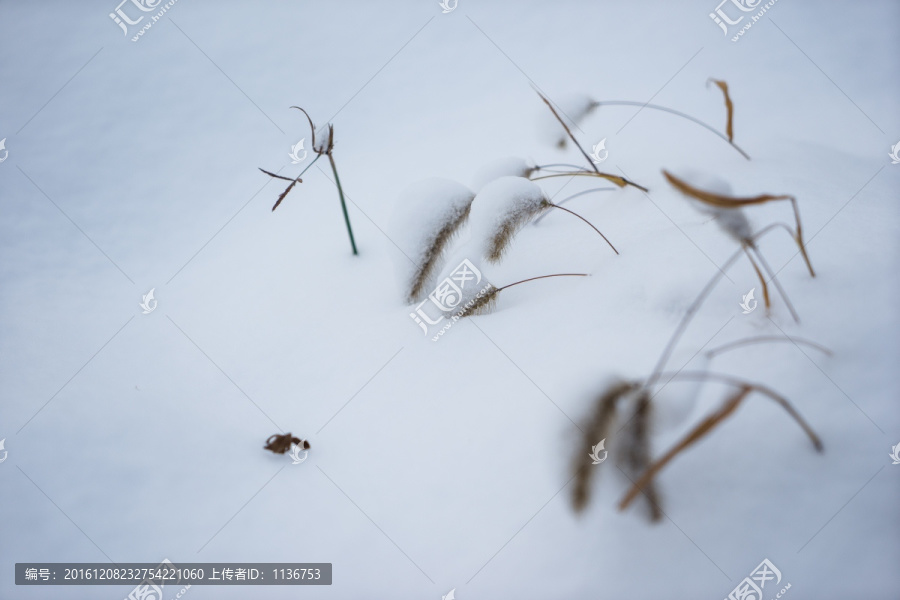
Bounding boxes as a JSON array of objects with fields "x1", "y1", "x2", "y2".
[
  {"x1": 618, "y1": 391, "x2": 663, "y2": 521},
  {"x1": 572, "y1": 380, "x2": 640, "y2": 513},
  {"x1": 470, "y1": 176, "x2": 551, "y2": 263},
  {"x1": 391, "y1": 178, "x2": 476, "y2": 303}
]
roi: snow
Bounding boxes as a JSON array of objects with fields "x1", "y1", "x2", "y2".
[
  {"x1": 1, "y1": 1, "x2": 898, "y2": 599},
  {"x1": 469, "y1": 157, "x2": 534, "y2": 191}
]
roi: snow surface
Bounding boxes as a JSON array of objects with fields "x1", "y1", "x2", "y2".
[
  {"x1": 470, "y1": 157, "x2": 534, "y2": 192},
  {"x1": 1, "y1": 1, "x2": 899, "y2": 599}
]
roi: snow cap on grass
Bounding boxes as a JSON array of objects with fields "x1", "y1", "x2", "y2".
[
  {"x1": 389, "y1": 177, "x2": 475, "y2": 303},
  {"x1": 537, "y1": 93, "x2": 596, "y2": 148},
  {"x1": 469, "y1": 176, "x2": 551, "y2": 263},
  {"x1": 667, "y1": 169, "x2": 752, "y2": 242},
  {"x1": 471, "y1": 157, "x2": 536, "y2": 192}
]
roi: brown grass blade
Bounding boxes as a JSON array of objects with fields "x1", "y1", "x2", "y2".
[
  {"x1": 656, "y1": 371, "x2": 823, "y2": 451},
  {"x1": 663, "y1": 171, "x2": 791, "y2": 210},
  {"x1": 259, "y1": 168, "x2": 296, "y2": 182},
  {"x1": 530, "y1": 170, "x2": 645, "y2": 191},
  {"x1": 536, "y1": 92, "x2": 648, "y2": 192},
  {"x1": 708, "y1": 79, "x2": 734, "y2": 142},
  {"x1": 664, "y1": 170, "x2": 815, "y2": 277},
  {"x1": 743, "y1": 245, "x2": 771, "y2": 309},
  {"x1": 619, "y1": 386, "x2": 752, "y2": 511},
  {"x1": 272, "y1": 179, "x2": 299, "y2": 212}
]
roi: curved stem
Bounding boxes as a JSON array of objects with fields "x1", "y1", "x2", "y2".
[
  {"x1": 531, "y1": 171, "x2": 648, "y2": 192},
  {"x1": 534, "y1": 162, "x2": 588, "y2": 172},
  {"x1": 547, "y1": 202, "x2": 618, "y2": 255},
  {"x1": 536, "y1": 92, "x2": 649, "y2": 192},
  {"x1": 296, "y1": 152, "x2": 322, "y2": 179},
  {"x1": 706, "y1": 335, "x2": 832, "y2": 358},
  {"x1": 499, "y1": 273, "x2": 588, "y2": 292},
  {"x1": 748, "y1": 243, "x2": 799, "y2": 322},
  {"x1": 290, "y1": 106, "x2": 317, "y2": 150},
  {"x1": 652, "y1": 370, "x2": 823, "y2": 451},
  {"x1": 590, "y1": 100, "x2": 750, "y2": 160},
  {"x1": 534, "y1": 187, "x2": 616, "y2": 224},
  {"x1": 645, "y1": 247, "x2": 744, "y2": 388}
]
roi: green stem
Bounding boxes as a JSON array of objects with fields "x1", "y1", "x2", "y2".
[{"x1": 328, "y1": 153, "x2": 358, "y2": 256}]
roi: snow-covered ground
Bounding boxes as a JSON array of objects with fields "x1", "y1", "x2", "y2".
[{"x1": 1, "y1": 1, "x2": 898, "y2": 598}]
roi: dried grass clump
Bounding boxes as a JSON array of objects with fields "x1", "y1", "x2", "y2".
[
  {"x1": 617, "y1": 373, "x2": 822, "y2": 512},
  {"x1": 260, "y1": 106, "x2": 358, "y2": 255},
  {"x1": 572, "y1": 244, "x2": 824, "y2": 521},
  {"x1": 663, "y1": 170, "x2": 815, "y2": 321},
  {"x1": 474, "y1": 177, "x2": 617, "y2": 264}
]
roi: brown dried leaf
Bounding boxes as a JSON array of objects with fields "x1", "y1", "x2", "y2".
[{"x1": 708, "y1": 79, "x2": 734, "y2": 142}]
